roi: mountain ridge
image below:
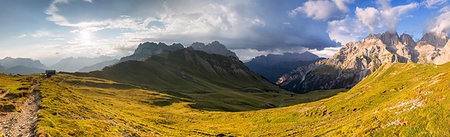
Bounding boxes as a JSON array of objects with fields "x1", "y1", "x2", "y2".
[
  {"x1": 278, "y1": 31, "x2": 449, "y2": 93},
  {"x1": 73, "y1": 48, "x2": 304, "y2": 111},
  {"x1": 245, "y1": 52, "x2": 321, "y2": 83}
]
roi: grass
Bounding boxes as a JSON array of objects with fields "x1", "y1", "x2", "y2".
[
  {"x1": 0, "y1": 74, "x2": 40, "y2": 113},
  {"x1": 70, "y1": 49, "x2": 337, "y2": 112},
  {"x1": 31, "y1": 62, "x2": 449, "y2": 136}
]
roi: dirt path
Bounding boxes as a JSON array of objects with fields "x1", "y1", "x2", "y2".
[
  {"x1": 0, "y1": 89, "x2": 11, "y2": 98},
  {"x1": 0, "y1": 78, "x2": 41, "y2": 137}
]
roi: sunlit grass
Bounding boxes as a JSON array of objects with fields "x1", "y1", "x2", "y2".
[{"x1": 32, "y1": 62, "x2": 449, "y2": 136}]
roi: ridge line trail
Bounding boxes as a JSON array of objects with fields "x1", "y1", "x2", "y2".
[{"x1": 0, "y1": 77, "x2": 42, "y2": 137}]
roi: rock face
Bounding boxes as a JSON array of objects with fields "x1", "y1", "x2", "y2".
[
  {"x1": 245, "y1": 52, "x2": 321, "y2": 83},
  {"x1": 120, "y1": 41, "x2": 237, "y2": 63},
  {"x1": 278, "y1": 31, "x2": 450, "y2": 93},
  {"x1": 190, "y1": 41, "x2": 238, "y2": 58},
  {"x1": 415, "y1": 32, "x2": 449, "y2": 64},
  {"x1": 120, "y1": 42, "x2": 184, "y2": 62}
]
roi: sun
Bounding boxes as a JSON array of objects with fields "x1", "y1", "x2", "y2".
[{"x1": 79, "y1": 30, "x2": 93, "y2": 45}]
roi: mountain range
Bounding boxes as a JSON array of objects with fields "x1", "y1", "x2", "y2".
[
  {"x1": 245, "y1": 52, "x2": 322, "y2": 83},
  {"x1": 277, "y1": 32, "x2": 449, "y2": 93},
  {"x1": 50, "y1": 56, "x2": 117, "y2": 72},
  {"x1": 77, "y1": 59, "x2": 119, "y2": 72},
  {"x1": 0, "y1": 57, "x2": 46, "y2": 75}
]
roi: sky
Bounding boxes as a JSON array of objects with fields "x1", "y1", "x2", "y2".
[{"x1": 0, "y1": 0, "x2": 448, "y2": 64}]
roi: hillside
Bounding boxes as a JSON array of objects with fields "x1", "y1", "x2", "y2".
[
  {"x1": 72, "y1": 48, "x2": 317, "y2": 111},
  {"x1": 30, "y1": 62, "x2": 449, "y2": 136}
]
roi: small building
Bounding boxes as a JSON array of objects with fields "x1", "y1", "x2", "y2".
[{"x1": 45, "y1": 70, "x2": 56, "y2": 77}]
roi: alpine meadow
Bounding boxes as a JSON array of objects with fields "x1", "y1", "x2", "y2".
[{"x1": 0, "y1": 0, "x2": 449, "y2": 136}]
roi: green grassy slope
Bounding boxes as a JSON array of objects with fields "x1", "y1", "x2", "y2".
[
  {"x1": 34, "y1": 62, "x2": 449, "y2": 136},
  {"x1": 0, "y1": 74, "x2": 39, "y2": 114},
  {"x1": 72, "y1": 49, "x2": 321, "y2": 111}
]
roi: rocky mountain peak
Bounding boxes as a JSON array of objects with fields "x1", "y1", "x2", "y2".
[
  {"x1": 120, "y1": 42, "x2": 184, "y2": 62},
  {"x1": 380, "y1": 31, "x2": 401, "y2": 46},
  {"x1": 190, "y1": 41, "x2": 238, "y2": 58},
  {"x1": 418, "y1": 32, "x2": 449, "y2": 48},
  {"x1": 400, "y1": 33, "x2": 416, "y2": 47},
  {"x1": 365, "y1": 33, "x2": 381, "y2": 40}
]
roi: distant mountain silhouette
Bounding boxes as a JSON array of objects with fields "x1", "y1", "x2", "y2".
[
  {"x1": 245, "y1": 52, "x2": 321, "y2": 82},
  {"x1": 51, "y1": 56, "x2": 116, "y2": 72},
  {"x1": 78, "y1": 59, "x2": 119, "y2": 72}
]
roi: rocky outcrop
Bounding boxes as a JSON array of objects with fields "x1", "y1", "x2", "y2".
[
  {"x1": 278, "y1": 31, "x2": 449, "y2": 93},
  {"x1": 120, "y1": 41, "x2": 238, "y2": 63},
  {"x1": 120, "y1": 42, "x2": 184, "y2": 62},
  {"x1": 415, "y1": 32, "x2": 449, "y2": 64},
  {"x1": 190, "y1": 41, "x2": 238, "y2": 58}
]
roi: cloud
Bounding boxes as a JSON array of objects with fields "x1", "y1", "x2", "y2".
[
  {"x1": 31, "y1": 30, "x2": 55, "y2": 38},
  {"x1": 423, "y1": 0, "x2": 447, "y2": 8},
  {"x1": 308, "y1": 46, "x2": 341, "y2": 58},
  {"x1": 427, "y1": 6, "x2": 450, "y2": 34},
  {"x1": 251, "y1": 18, "x2": 266, "y2": 27},
  {"x1": 232, "y1": 46, "x2": 340, "y2": 61},
  {"x1": 17, "y1": 34, "x2": 27, "y2": 38},
  {"x1": 378, "y1": 0, "x2": 418, "y2": 32},
  {"x1": 232, "y1": 47, "x2": 309, "y2": 62},
  {"x1": 332, "y1": 0, "x2": 354, "y2": 12},
  {"x1": 39, "y1": 0, "x2": 341, "y2": 62},
  {"x1": 354, "y1": 0, "x2": 418, "y2": 33},
  {"x1": 327, "y1": 16, "x2": 368, "y2": 45},
  {"x1": 355, "y1": 7, "x2": 380, "y2": 32},
  {"x1": 289, "y1": 0, "x2": 353, "y2": 20}
]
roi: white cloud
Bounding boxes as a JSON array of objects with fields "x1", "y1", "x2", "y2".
[
  {"x1": 84, "y1": 0, "x2": 93, "y2": 3},
  {"x1": 378, "y1": 1, "x2": 418, "y2": 32},
  {"x1": 232, "y1": 48, "x2": 309, "y2": 62},
  {"x1": 17, "y1": 34, "x2": 27, "y2": 38},
  {"x1": 308, "y1": 46, "x2": 341, "y2": 58},
  {"x1": 423, "y1": 0, "x2": 447, "y2": 8},
  {"x1": 232, "y1": 47, "x2": 340, "y2": 61},
  {"x1": 332, "y1": 0, "x2": 354, "y2": 12},
  {"x1": 354, "y1": 0, "x2": 418, "y2": 33},
  {"x1": 327, "y1": 16, "x2": 368, "y2": 45},
  {"x1": 289, "y1": 0, "x2": 353, "y2": 20},
  {"x1": 428, "y1": 6, "x2": 450, "y2": 34},
  {"x1": 251, "y1": 18, "x2": 266, "y2": 27},
  {"x1": 31, "y1": 30, "x2": 55, "y2": 38},
  {"x1": 355, "y1": 7, "x2": 380, "y2": 32}
]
